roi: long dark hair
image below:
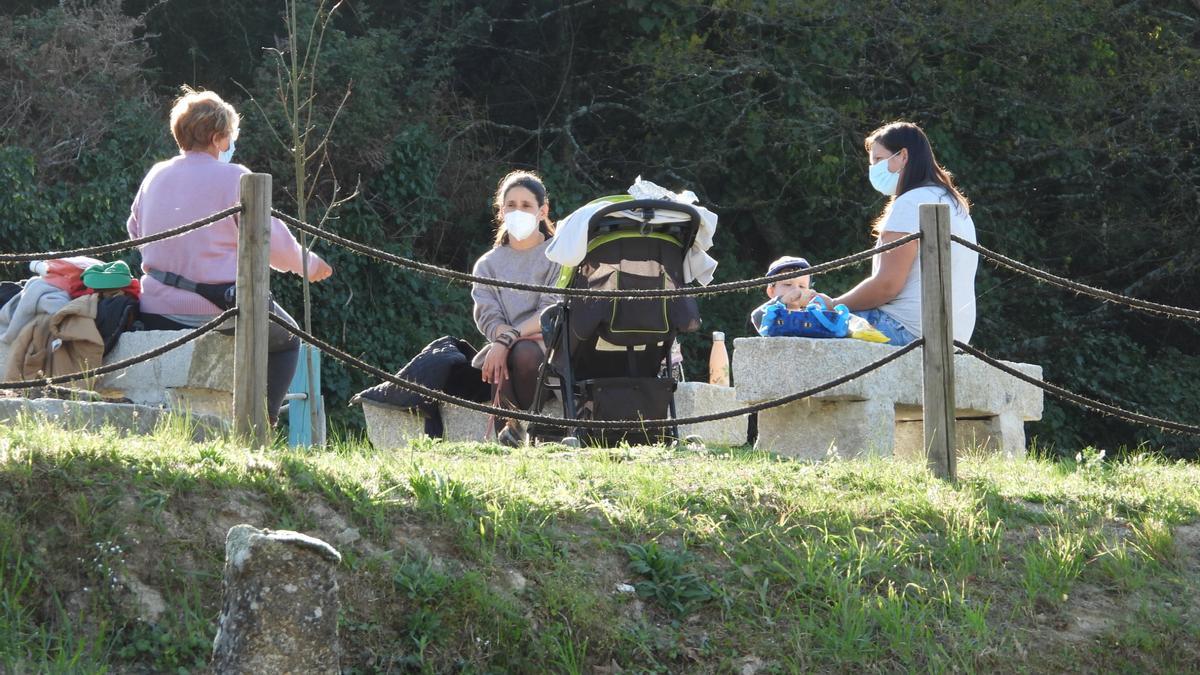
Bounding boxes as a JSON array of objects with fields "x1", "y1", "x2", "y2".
[
  {"x1": 866, "y1": 121, "x2": 969, "y2": 233},
  {"x1": 492, "y1": 170, "x2": 555, "y2": 247}
]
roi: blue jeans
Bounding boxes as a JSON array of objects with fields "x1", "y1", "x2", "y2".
[{"x1": 857, "y1": 309, "x2": 917, "y2": 346}]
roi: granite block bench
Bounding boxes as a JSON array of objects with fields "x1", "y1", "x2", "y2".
[
  {"x1": 360, "y1": 381, "x2": 748, "y2": 449},
  {"x1": 361, "y1": 399, "x2": 492, "y2": 448},
  {"x1": 731, "y1": 337, "x2": 1043, "y2": 460},
  {"x1": 1, "y1": 330, "x2": 236, "y2": 419},
  {"x1": 673, "y1": 381, "x2": 747, "y2": 446}
]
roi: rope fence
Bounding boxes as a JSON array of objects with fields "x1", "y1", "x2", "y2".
[
  {"x1": 953, "y1": 235, "x2": 1200, "y2": 322},
  {"x1": 0, "y1": 309, "x2": 238, "y2": 390},
  {"x1": 273, "y1": 208, "x2": 918, "y2": 298},
  {"x1": 955, "y1": 341, "x2": 1200, "y2": 436},
  {"x1": 0, "y1": 206, "x2": 244, "y2": 264},
  {"x1": 270, "y1": 312, "x2": 922, "y2": 429}
]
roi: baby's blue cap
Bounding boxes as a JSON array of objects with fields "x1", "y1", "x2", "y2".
[{"x1": 766, "y1": 256, "x2": 811, "y2": 277}]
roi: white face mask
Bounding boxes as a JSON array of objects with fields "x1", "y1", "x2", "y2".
[
  {"x1": 503, "y1": 209, "x2": 539, "y2": 241},
  {"x1": 869, "y1": 150, "x2": 900, "y2": 196}
]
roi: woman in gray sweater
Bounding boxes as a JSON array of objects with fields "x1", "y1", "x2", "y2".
[{"x1": 470, "y1": 171, "x2": 562, "y2": 445}]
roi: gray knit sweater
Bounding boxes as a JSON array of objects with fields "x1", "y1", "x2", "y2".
[{"x1": 470, "y1": 239, "x2": 561, "y2": 365}]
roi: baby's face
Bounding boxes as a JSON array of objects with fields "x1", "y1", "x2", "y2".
[{"x1": 767, "y1": 275, "x2": 812, "y2": 309}]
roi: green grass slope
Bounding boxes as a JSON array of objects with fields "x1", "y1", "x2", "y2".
[{"x1": 1, "y1": 417, "x2": 1198, "y2": 673}]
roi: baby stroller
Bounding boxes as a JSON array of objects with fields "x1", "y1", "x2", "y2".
[{"x1": 530, "y1": 197, "x2": 704, "y2": 446}]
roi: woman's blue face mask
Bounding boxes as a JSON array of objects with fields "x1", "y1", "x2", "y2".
[
  {"x1": 218, "y1": 136, "x2": 236, "y2": 164},
  {"x1": 869, "y1": 149, "x2": 900, "y2": 196}
]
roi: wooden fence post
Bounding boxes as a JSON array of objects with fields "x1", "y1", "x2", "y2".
[
  {"x1": 920, "y1": 203, "x2": 957, "y2": 481},
  {"x1": 234, "y1": 173, "x2": 272, "y2": 449}
]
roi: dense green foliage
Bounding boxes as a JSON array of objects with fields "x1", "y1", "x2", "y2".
[{"x1": 1, "y1": 1, "x2": 1198, "y2": 455}]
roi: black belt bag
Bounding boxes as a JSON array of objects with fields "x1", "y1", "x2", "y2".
[{"x1": 148, "y1": 270, "x2": 238, "y2": 310}]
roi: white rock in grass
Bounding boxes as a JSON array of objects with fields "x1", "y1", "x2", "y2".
[
  {"x1": 505, "y1": 570, "x2": 527, "y2": 593},
  {"x1": 740, "y1": 655, "x2": 765, "y2": 675},
  {"x1": 123, "y1": 575, "x2": 166, "y2": 623},
  {"x1": 334, "y1": 528, "x2": 360, "y2": 545}
]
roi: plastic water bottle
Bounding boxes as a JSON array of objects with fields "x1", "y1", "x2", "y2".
[{"x1": 708, "y1": 331, "x2": 730, "y2": 386}]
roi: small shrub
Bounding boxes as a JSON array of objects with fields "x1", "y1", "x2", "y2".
[{"x1": 620, "y1": 541, "x2": 716, "y2": 617}]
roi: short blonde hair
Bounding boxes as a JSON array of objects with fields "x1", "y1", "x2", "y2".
[{"x1": 169, "y1": 86, "x2": 239, "y2": 151}]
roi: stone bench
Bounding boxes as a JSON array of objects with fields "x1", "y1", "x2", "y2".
[
  {"x1": 732, "y1": 337, "x2": 1043, "y2": 460},
  {"x1": 673, "y1": 381, "x2": 747, "y2": 446},
  {"x1": 360, "y1": 380, "x2": 748, "y2": 449},
  {"x1": 1, "y1": 330, "x2": 236, "y2": 419},
  {"x1": 361, "y1": 399, "x2": 492, "y2": 448}
]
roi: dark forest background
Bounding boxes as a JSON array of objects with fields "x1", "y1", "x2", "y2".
[{"x1": 1, "y1": 0, "x2": 1198, "y2": 456}]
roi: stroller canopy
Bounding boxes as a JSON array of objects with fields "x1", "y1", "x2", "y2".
[{"x1": 546, "y1": 178, "x2": 719, "y2": 285}]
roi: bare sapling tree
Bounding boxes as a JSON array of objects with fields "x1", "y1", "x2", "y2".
[{"x1": 236, "y1": 0, "x2": 358, "y2": 445}]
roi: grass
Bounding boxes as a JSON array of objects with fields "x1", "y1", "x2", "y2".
[{"x1": 0, "y1": 414, "x2": 1198, "y2": 673}]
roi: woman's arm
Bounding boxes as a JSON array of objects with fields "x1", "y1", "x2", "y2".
[
  {"x1": 515, "y1": 315, "x2": 542, "y2": 336},
  {"x1": 522, "y1": 259, "x2": 562, "y2": 336},
  {"x1": 829, "y1": 232, "x2": 918, "y2": 311},
  {"x1": 266, "y1": 215, "x2": 332, "y2": 280},
  {"x1": 126, "y1": 185, "x2": 144, "y2": 240},
  {"x1": 483, "y1": 306, "x2": 542, "y2": 384},
  {"x1": 471, "y1": 255, "x2": 509, "y2": 341}
]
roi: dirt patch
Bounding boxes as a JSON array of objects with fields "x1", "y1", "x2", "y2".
[
  {"x1": 211, "y1": 492, "x2": 270, "y2": 543},
  {"x1": 1175, "y1": 523, "x2": 1200, "y2": 572},
  {"x1": 389, "y1": 519, "x2": 461, "y2": 569},
  {"x1": 1054, "y1": 582, "x2": 1119, "y2": 643},
  {"x1": 305, "y1": 497, "x2": 383, "y2": 557},
  {"x1": 1174, "y1": 523, "x2": 1200, "y2": 623},
  {"x1": 1002, "y1": 522, "x2": 1051, "y2": 549}
]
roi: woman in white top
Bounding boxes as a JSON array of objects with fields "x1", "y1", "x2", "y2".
[{"x1": 810, "y1": 121, "x2": 978, "y2": 345}]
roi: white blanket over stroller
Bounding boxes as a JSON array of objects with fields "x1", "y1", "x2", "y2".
[{"x1": 545, "y1": 177, "x2": 719, "y2": 285}]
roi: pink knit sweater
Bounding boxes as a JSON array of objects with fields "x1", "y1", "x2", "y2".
[{"x1": 127, "y1": 151, "x2": 322, "y2": 315}]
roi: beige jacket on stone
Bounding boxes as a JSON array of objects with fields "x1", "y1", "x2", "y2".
[{"x1": 4, "y1": 294, "x2": 104, "y2": 385}]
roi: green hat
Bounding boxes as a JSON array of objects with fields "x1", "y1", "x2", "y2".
[{"x1": 82, "y1": 260, "x2": 134, "y2": 290}]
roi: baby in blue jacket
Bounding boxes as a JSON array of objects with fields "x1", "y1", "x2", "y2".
[{"x1": 749, "y1": 256, "x2": 814, "y2": 333}]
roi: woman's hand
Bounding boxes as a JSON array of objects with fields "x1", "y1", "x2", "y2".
[
  {"x1": 309, "y1": 257, "x2": 334, "y2": 282},
  {"x1": 812, "y1": 291, "x2": 835, "y2": 307},
  {"x1": 481, "y1": 343, "x2": 509, "y2": 384}
]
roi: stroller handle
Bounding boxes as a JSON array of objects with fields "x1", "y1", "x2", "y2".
[{"x1": 587, "y1": 199, "x2": 703, "y2": 252}]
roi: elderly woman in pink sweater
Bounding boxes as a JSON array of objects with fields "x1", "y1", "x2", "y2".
[{"x1": 127, "y1": 86, "x2": 333, "y2": 424}]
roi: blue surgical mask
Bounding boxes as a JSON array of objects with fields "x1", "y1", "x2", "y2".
[
  {"x1": 218, "y1": 137, "x2": 236, "y2": 164},
  {"x1": 869, "y1": 150, "x2": 900, "y2": 196}
]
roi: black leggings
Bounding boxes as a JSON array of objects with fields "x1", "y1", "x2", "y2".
[
  {"x1": 492, "y1": 340, "x2": 546, "y2": 424},
  {"x1": 138, "y1": 303, "x2": 300, "y2": 425}
]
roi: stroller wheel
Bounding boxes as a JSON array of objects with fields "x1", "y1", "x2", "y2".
[{"x1": 560, "y1": 436, "x2": 581, "y2": 448}]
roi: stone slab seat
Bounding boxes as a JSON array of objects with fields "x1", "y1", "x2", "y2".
[
  {"x1": 360, "y1": 381, "x2": 748, "y2": 449},
  {"x1": 0, "y1": 330, "x2": 237, "y2": 419},
  {"x1": 731, "y1": 336, "x2": 1043, "y2": 460},
  {"x1": 361, "y1": 399, "x2": 492, "y2": 448},
  {"x1": 673, "y1": 381, "x2": 747, "y2": 446},
  {"x1": 0, "y1": 397, "x2": 228, "y2": 441}
]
